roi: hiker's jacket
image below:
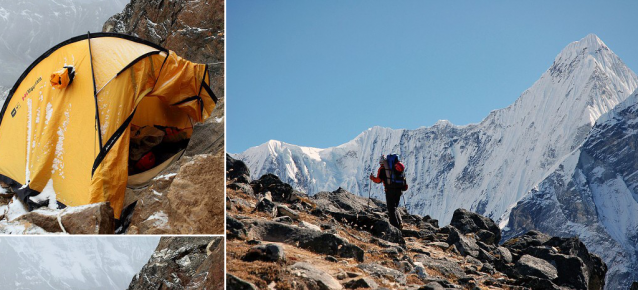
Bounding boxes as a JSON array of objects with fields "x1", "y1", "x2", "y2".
[{"x1": 370, "y1": 165, "x2": 408, "y2": 191}]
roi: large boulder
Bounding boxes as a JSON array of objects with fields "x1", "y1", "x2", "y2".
[
  {"x1": 290, "y1": 262, "x2": 343, "y2": 290},
  {"x1": 446, "y1": 226, "x2": 479, "y2": 258},
  {"x1": 14, "y1": 202, "x2": 114, "y2": 234},
  {"x1": 357, "y1": 263, "x2": 407, "y2": 285},
  {"x1": 227, "y1": 274, "x2": 258, "y2": 290},
  {"x1": 515, "y1": 254, "x2": 558, "y2": 280},
  {"x1": 227, "y1": 154, "x2": 251, "y2": 184},
  {"x1": 250, "y1": 174, "x2": 294, "y2": 202},
  {"x1": 449, "y1": 208, "x2": 501, "y2": 245}
]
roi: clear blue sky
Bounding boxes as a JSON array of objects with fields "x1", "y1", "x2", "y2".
[{"x1": 227, "y1": 1, "x2": 638, "y2": 153}]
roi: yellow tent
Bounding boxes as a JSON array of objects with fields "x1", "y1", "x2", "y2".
[{"x1": 0, "y1": 33, "x2": 217, "y2": 219}]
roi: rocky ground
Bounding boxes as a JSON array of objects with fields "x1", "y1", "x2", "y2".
[
  {"x1": 128, "y1": 236, "x2": 225, "y2": 290},
  {"x1": 226, "y1": 155, "x2": 608, "y2": 290}
]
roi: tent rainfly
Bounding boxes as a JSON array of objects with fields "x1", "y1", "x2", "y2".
[{"x1": 0, "y1": 32, "x2": 217, "y2": 220}]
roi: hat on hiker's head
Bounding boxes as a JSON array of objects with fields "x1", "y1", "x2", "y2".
[{"x1": 379, "y1": 155, "x2": 385, "y2": 164}]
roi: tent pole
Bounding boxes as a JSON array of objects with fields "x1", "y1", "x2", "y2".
[{"x1": 87, "y1": 31, "x2": 104, "y2": 149}]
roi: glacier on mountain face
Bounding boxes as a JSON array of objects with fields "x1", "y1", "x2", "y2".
[
  {"x1": 236, "y1": 34, "x2": 638, "y2": 289},
  {"x1": 0, "y1": 236, "x2": 159, "y2": 290}
]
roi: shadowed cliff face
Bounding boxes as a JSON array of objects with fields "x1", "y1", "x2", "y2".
[{"x1": 128, "y1": 236, "x2": 224, "y2": 290}]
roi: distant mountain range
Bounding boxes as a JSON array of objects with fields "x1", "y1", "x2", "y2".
[{"x1": 236, "y1": 34, "x2": 638, "y2": 289}]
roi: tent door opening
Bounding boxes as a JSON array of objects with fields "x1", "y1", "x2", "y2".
[{"x1": 126, "y1": 95, "x2": 194, "y2": 188}]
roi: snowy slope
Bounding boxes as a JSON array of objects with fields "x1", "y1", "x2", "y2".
[
  {"x1": 0, "y1": 0, "x2": 126, "y2": 88},
  {"x1": 0, "y1": 86, "x2": 8, "y2": 107},
  {"x1": 237, "y1": 34, "x2": 638, "y2": 227},
  {"x1": 503, "y1": 88, "x2": 638, "y2": 290},
  {"x1": 0, "y1": 236, "x2": 158, "y2": 290}
]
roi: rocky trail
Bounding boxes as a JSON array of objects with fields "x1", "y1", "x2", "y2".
[{"x1": 226, "y1": 154, "x2": 608, "y2": 290}]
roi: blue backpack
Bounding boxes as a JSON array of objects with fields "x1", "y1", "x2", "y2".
[{"x1": 385, "y1": 154, "x2": 406, "y2": 190}]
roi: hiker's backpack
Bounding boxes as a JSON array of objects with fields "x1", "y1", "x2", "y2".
[{"x1": 384, "y1": 154, "x2": 406, "y2": 190}]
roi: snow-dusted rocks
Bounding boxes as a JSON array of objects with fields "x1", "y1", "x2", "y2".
[{"x1": 127, "y1": 236, "x2": 224, "y2": 290}]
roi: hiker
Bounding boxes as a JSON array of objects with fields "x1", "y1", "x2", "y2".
[{"x1": 370, "y1": 154, "x2": 408, "y2": 229}]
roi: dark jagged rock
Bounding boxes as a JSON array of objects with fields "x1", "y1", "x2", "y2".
[
  {"x1": 313, "y1": 187, "x2": 384, "y2": 214},
  {"x1": 226, "y1": 215, "x2": 247, "y2": 239},
  {"x1": 289, "y1": 262, "x2": 343, "y2": 290},
  {"x1": 241, "y1": 219, "x2": 364, "y2": 262},
  {"x1": 227, "y1": 154, "x2": 251, "y2": 184},
  {"x1": 358, "y1": 263, "x2": 407, "y2": 285},
  {"x1": 255, "y1": 196, "x2": 276, "y2": 216},
  {"x1": 227, "y1": 274, "x2": 258, "y2": 290},
  {"x1": 446, "y1": 226, "x2": 479, "y2": 258},
  {"x1": 243, "y1": 243, "x2": 285, "y2": 262},
  {"x1": 250, "y1": 174, "x2": 294, "y2": 202},
  {"x1": 344, "y1": 277, "x2": 379, "y2": 289},
  {"x1": 450, "y1": 208, "x2": 501, "y2": 245},
  {"x1": 328, "y1": 211, "x2": 403, "y2": 244},
  {"x1": 631, "y1": 282, "x2": 638, "y2": 290},
  {"x1": 515, "y1": 254, "x2": 558, "y2": 280},
  {"x1": 127, "y1": 237, "x2": 224, "y2": 290}
]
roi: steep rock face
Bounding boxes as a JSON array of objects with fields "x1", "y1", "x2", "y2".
[
  {"x1": 504, "y1": 89, "x2": 638, "y2": 290},
  {"x1": 102, "y1": 0, "x2": 225, "y2": 234},
  {"x1": 128, "y1": 236, "x2": 224, "y2": 290},
  {"x1": 236, "y1": 34, "x2": 638, "y2": 227},
  {"x1": 0, "y1": 236, "x2": 158, "y2": 290}
]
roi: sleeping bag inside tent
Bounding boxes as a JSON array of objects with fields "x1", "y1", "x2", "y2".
[{"x1": 0, "y1": 32, "x2": 217, "y2": 219}]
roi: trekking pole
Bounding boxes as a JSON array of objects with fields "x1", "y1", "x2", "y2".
[{"x1": 366, "y1": 178, "x2": 372, "y2": 212}]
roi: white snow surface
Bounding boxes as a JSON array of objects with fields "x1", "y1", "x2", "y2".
[
  {"x1": 0, "y1": 236, "x2": 159, "y2": 290},
  {"x1": 237, "y1": 34, "x2": 638, "y2": 226}
]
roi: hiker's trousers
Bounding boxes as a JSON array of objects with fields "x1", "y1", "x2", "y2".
[{"x1": 385, "y1": 188, "x2": 403, "y2": 229}]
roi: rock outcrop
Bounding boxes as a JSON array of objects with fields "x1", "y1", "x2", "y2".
[
  {"x1": 226, "y1": 155, "x2": 608, "y2": 289},
  {"x1": 128, "y1": 236, "x2": 224, "y2": 290}
]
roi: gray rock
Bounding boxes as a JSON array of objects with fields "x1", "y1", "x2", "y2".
[
  {"x1": 241, "y1": 219, "x2": 364, "y2": 261},
  {"x1": 418, "y1": 282, "x2": 445, "y2": 290},
  {"x1": 227, "y1": 274, "x2": 258, "y2": 290},
  {"x1": 413, "y1": 254, "x2": 466, "y2": 280},
  {"x1": 290, "y1": 262, "x2": 343, "y2": 290},
  {"x1": 496, "y1": 246, "x2": 513, "y2": 263},
  {"x1": 428, "y1": 242, "x2": 449, "y2": 249},
  {"x1": 273, "y1": 216, "x2": 293, "y2": 224},
  {"x1": 344, "y1": 277, "x2": 379, "y2": 289},
  {"x1": 358, "y1": 263, "x2": 407, "y2": 285},
  {"x1": 256, "y1": 197, "x2": 276, "y2": 216},
  {"x1": 242, "y1": 243, "x2": 285, "y2": 262},
  {"x1": 449, "y1": 208, "x2": 501, "y2": 245},
  {"x1": 446, "y1": 227, "x2": 479, "y2": 258},
  {"x1": 516, "y1": 254, "x2": 558, "y2": 280},
  {"x1": 276, "y1": 204, "x2": 300, "y2": 220}
]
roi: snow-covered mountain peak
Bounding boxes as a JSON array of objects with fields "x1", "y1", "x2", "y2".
[{"x1": 238, "y1": 34, "x2": 638, "y2": 223}]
